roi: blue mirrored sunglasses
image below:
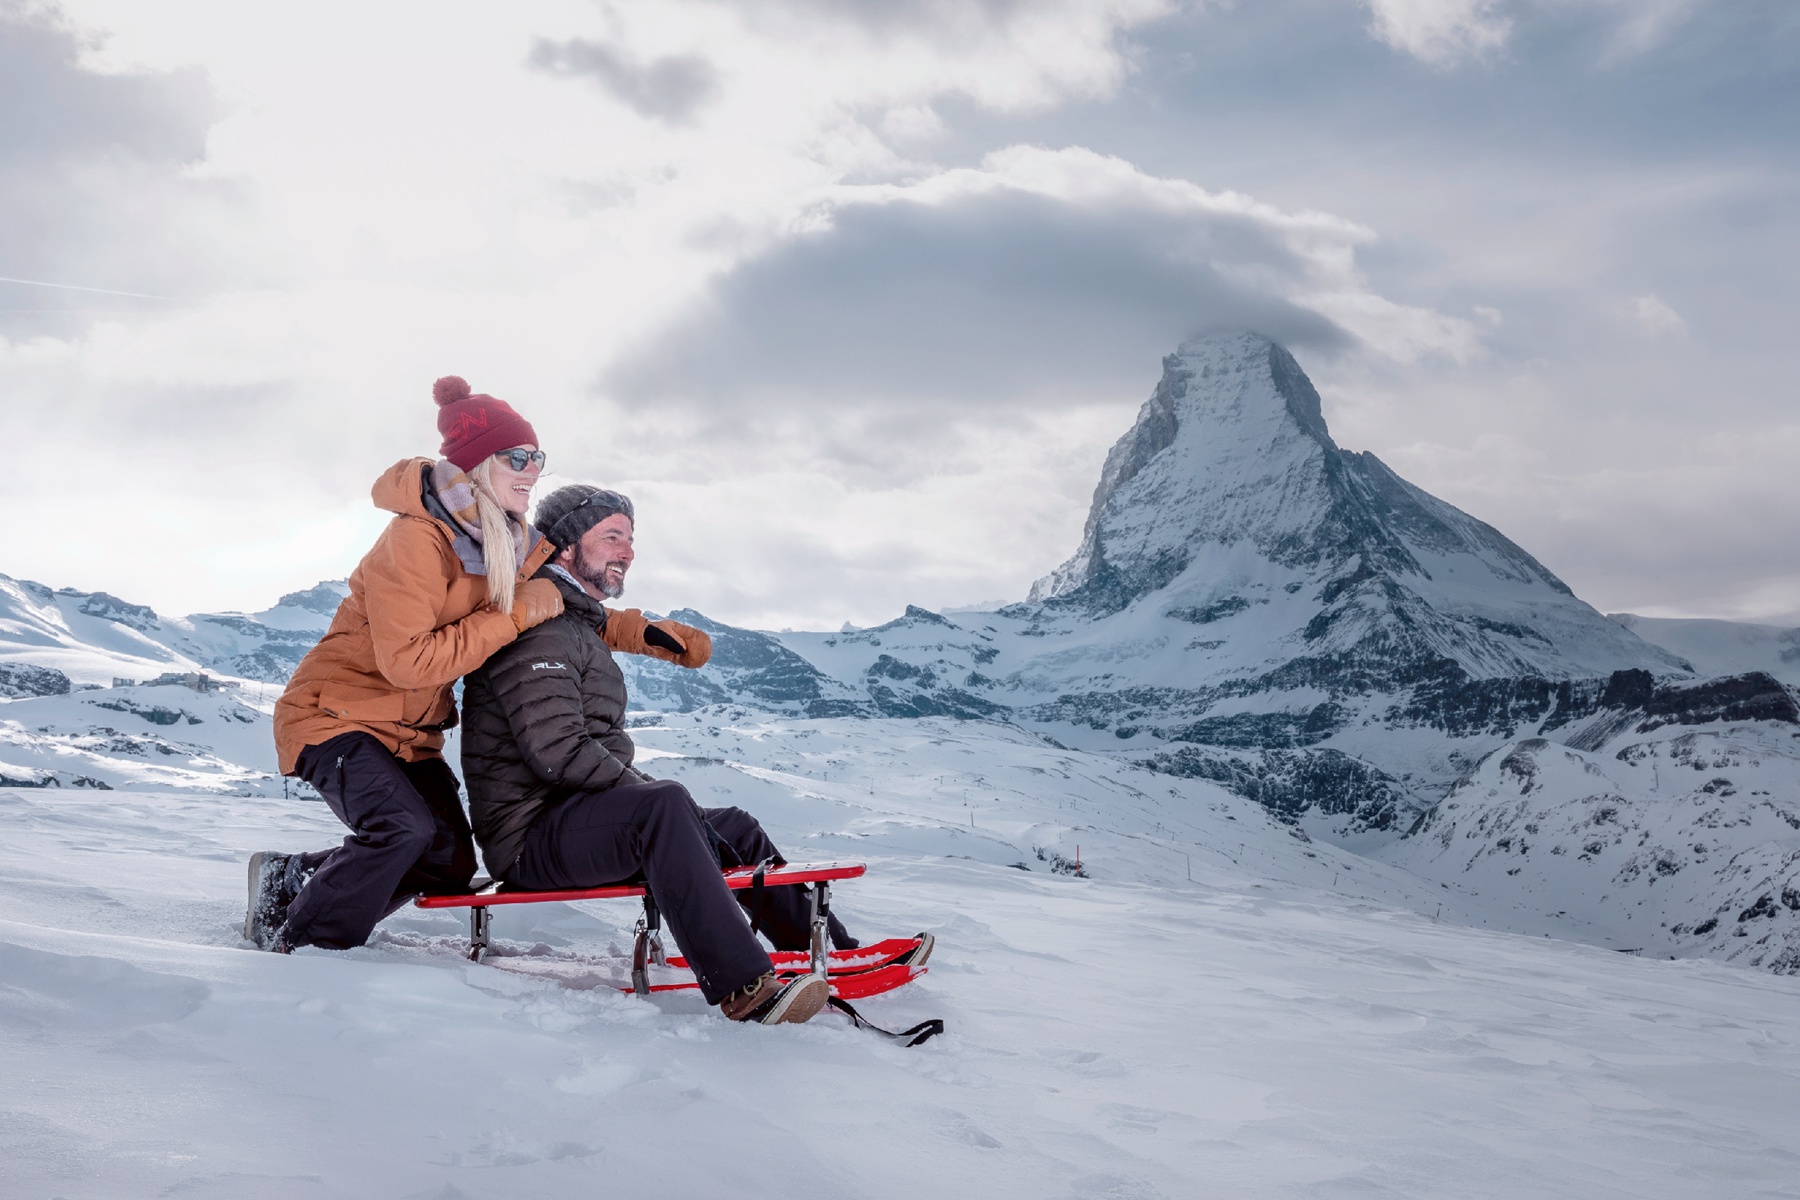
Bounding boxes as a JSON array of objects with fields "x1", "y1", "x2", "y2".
[{"x1": 495, "y1": 447, "x2": 547, "y2": 471}]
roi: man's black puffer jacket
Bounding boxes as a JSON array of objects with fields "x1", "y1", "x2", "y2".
[{"x1": 461, "y1": 567, "x2": 636, "y2": 878}]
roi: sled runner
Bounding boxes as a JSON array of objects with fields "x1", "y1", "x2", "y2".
[
  {"x1": 417, "y1": 861, "x2": 892, "y2": 989},
  {"x1": 646, "y1": 934, "x2": 931, "y2": 999}
]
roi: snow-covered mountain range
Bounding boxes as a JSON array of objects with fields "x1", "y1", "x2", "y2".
[
  {"x1": 1379, "y1": 716, "x2": 1800, "y2": 974},
  {"x1": 4, "y1": 331, "x2": 1797, "y2": 975},
  {"x1": 0, "y1": 573, "x2": 347, "y2": 690},
  {"x1": 0, "y1": 575, "x2": 342, "y2": 792},
  {"x1": 614, "y1": 336, "x2": 1786, "y2": 835}
]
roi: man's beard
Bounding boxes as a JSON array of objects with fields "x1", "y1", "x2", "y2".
[{"x1": 572, "y1": 542, "x2": 627, "y2": 599}]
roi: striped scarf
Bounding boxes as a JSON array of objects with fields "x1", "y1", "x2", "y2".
[{"x1": 431, "y1": 458, "x2": 527, "y2": 571}]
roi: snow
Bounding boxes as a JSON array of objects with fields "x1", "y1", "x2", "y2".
[{"x1": 6, "y1": 714, "x2": 1800, "y2": 1197}]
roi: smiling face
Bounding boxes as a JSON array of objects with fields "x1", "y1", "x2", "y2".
[
  {"x1": 564, "y1": 513, "x2": 635, "y2": 600},
  {"x1": 488, "y1": 445, "x2": 542, "y2": 516}
]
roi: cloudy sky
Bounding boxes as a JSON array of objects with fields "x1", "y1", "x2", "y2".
[{"x1": 4, "y1": 0, "x2": 1796, "y2": 629}]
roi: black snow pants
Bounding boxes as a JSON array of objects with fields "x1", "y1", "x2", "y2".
[
  {"x1": 282, "y1": 731, "x2": 477, "y2": 950},
  {"x1": 701, "y1": 804, "x2": 857, "y2": 955},
  {"x1": 503, "y1": 778, "x2": 855, "y2": 1004}
]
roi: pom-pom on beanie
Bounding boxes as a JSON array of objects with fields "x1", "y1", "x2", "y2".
[{"x1": 433, "y1": 375, "x2": 540, "y2": 471}]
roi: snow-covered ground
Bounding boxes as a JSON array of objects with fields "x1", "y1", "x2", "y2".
[{"x1": 6, "y1": 714, "x2": 1800, "y2": 1198}]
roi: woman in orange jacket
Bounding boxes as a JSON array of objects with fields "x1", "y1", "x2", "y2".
[{"x1": 246, "y1": 376, "x2": 564, "y2": 951}]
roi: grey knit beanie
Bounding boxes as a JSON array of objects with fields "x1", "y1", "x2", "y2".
[{"x1": 534, "y1": 484, "x2": 635, "y2": 550}]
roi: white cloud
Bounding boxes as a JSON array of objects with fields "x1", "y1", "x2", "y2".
[
  {"x1": 528, "y1": 37, "x2": 722, "y2": 125},
  {"x1": 1626, "y1": 291, "x2": 1687, "y2": 338},
  {"x1": 1586, "y1": 0, "x2": 1705, "y2": 60},
  {"x1": 0, "y1": 3, "x2": 243, "y2": 338},
  {"x1": 1304, "y1": 291, "x2": 1483, "y2": 363},
  {"x1": 609, "y1": 145, "x2": 1477, "y2": 417},
  {"x1": 1365, "y1": 0, "x2": 1711, "y2": 67},
  {"x1": 880, "y1": 103, "x2": 946, "y2": 142},
  {"x1": 1366, "y1": 0, "x2": 1511, "y2": 65}
]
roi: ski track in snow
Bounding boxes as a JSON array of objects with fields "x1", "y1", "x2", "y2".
[{"x1": 5, "y1": 717, "x2": 1800, "y2": 1198}]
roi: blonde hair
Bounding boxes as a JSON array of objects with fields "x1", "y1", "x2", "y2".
[{"x1": 467, "y1": 458, "x2": 519, "y2": 612}]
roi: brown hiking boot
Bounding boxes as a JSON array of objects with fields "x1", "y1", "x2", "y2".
[{"x1": 720, "y1": 972, "x2": 829, "y2": 1025}]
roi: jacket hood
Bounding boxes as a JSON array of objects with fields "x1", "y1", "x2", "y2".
[{"x1": 371, "y1": 458, "x2": 435, "y2": 520}]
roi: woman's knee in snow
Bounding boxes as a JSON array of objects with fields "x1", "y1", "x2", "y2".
[{"x1": 369, "y1": 804, "x2": 438, "y2": 857}]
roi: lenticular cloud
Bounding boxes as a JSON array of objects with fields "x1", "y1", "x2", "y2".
[{"x1": 607, "y1": 146, "x2": 1478, "y2": 411}]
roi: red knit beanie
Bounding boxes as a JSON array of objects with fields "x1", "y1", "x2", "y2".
[{"x1": 433, "y1": 376, "x2": 540, "y2": 472}]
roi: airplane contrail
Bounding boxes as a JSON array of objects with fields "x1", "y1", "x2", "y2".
[{"x1": 0, "y1": 275, "x2": 172, "y2": 300}]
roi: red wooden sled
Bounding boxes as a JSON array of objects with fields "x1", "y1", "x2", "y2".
[{"x1": 415, "y1": 861, "x2": 910, "y2": 997}]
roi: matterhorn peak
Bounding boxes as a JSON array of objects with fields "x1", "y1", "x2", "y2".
[
  {"x1": 1031, "y1": 330, "x2": 1364, "y2": 608},
  {"x1": 1029, "y1": 331, "x2": 1685, "y2": 682}
]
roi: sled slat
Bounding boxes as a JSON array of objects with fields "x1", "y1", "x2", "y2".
[{"x1": 414, "y1": 861, "x2": 865, "y2": 909}]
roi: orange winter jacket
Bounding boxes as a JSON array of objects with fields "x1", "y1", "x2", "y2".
[{"x1": 274, "y1": 458, "x2": 555, "y2": 774}]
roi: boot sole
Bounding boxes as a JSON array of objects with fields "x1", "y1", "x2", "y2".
[
  {"x1": 759, "y1": 975, "x2": 830, "y2": 1025},
  {"x1": 244, "y1": 851, "x2": 272, "y2": 943},
  {"x1": 897, "y1": 931, "x2": 935, "y2": 969}
]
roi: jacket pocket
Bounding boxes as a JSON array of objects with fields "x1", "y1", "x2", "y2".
[
  {"x1": 317, "y1": 685, "x2": 408, "y2": 725},
  {"x1": 410, "y1": 687, "x2": 458, "y2": 732}
]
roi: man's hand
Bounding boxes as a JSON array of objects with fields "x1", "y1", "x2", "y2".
[{"x1": 602, "y1": 608, "x2": 712, "y2": 668}]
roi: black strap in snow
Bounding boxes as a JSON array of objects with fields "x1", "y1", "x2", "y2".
[{"x1": 827, "y1": 997, "x2": 944, "y2": 1048}]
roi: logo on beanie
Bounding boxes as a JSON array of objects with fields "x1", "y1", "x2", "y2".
[{"x1": 445, "y1": 409, "x2": 490, "y2": 442}]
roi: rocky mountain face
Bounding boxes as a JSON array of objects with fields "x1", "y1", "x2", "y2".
[
  {"x1": 1377, "y1": 696, "x2": 1800, "y2": 972},
  {"x1": 611, "y1": 609, "x2": 872, "y2": 717},
  {"x1": 0, "y1": 662, "x2": 71, "y2": 700}
]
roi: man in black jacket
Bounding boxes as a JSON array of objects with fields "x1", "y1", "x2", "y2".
[{"x1": 459, "y1": 484, "x2": 854, "y2": 1025}]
